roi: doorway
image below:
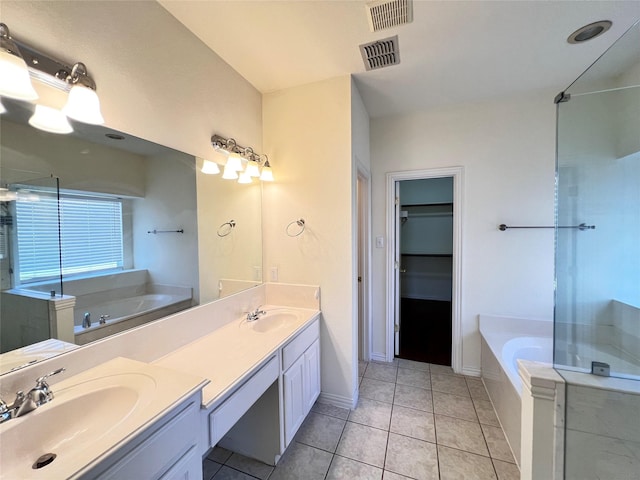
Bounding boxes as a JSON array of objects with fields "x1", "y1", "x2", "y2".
[
  {"x1": 397, "y1": 177, "x2": 453, "y2": 365},
  {"x1": 356, "y1": 167, "x2": 371, "y2": 362},
  {"x1": 385, "y1": 167, "x2": 463, "y2": 371}
]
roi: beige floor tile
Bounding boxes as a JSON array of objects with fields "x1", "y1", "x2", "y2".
[
  {"x1": 359, "y1": 377, "x2": 396, "y2": 403},
  {"x1": 269, "y1": 442, "x2": 333, "y2": 480},
  {"x1": 207, "y1": 446, "x2": 233, "y2": 464},
  {"x1": 364, "y1": 362, "x2": 398, "y2": 383},
  {"x1": 211, "y1": 465, "x2": 255, "y2": 480},
  {"x1": 311, "y1": 401, "x2": 350, "y2": 420},
  {"x1": 429, "y1": 364, "x2": 458, "y2": 376},
  {"x1": 397, "y1": 367, "x2": 431, "y2": 389},
  {"x1": 348, "y1": 397, "x2": 392, "y2": 430},
  {"x1": 336, "y1": 422, "x2": 388, "y2": 468},
  {"x1": 433, "y1": 391, "x2": 478, "y2": 422},
  {"x1": 225, "y1": 453, "x2": 273, "y2": 480},
  {"x1": 438, "y1": 445, "x2": 497, "y2": 480},
  {"x1": 393, "y1": 383, "x2": 433, "y2": 412},
  {"x1": 466, "y1": 378, "x2": 490, "y2": 401},
  {"x1": 383, "y1": 472, "x2": 413, "y2": 480},
  {"x1": 473, "y1": 398, "x2": 500, "y2": 426},
  {"x1": 203, "y1": 459, "x2": 223, "y2": 480},
  {"x1": 295, "y1": 412, "x2": 346, "y2": 452},
  {"x1": 398, "y1": 359, "x2": 430, "y2": 371},
  {"x1": 493, "y1": 459, "x2": 521, "y2": 480},
  {"x1": 481, "y1": 424, "x2": 515, "y2": 463},
  {"x1": 390, "y1": 405, "x2": 436, "y2": 442},
  {"x1": 431, "y1": 373, "x2": 469, "y2": 396},
  {"x1": 326, "y1": 455, "x2": 383, "y2": 480},
  {"x1": 435, "y1": 415, "x2": 489, "y2": 457},
  {"x1": 384, "y1": 432, "x2": 439, "y2": 480}
]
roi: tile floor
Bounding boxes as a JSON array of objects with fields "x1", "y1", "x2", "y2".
[{"x1": 203, "y1": 359, "x2": 520, "y2": 480}]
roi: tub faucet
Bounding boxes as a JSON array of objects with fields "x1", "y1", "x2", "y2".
[
  {"x1": 82, "y1": 312, "x2": 91, "y2": 328},
  {"x1": 247, "y1": 306, "x2": 266, "y2": 322}
]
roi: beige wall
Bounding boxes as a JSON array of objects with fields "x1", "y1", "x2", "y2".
[
  {"x1": 263, "y1": 76, "x2": 358, "y2": 405},
  {"x1": 370, "y1": 91, "x2": 557, "y2": 374}
]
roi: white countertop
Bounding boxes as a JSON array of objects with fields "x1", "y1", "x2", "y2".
[{"x1": 153, "y1": 305, "x2": 320, "y2": 408}]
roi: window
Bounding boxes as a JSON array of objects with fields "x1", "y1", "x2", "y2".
[{"x1": 15, "y1": 191, "x2": 124, "y2": 284}]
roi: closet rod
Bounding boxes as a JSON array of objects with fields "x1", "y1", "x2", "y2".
[{"x1": 498, "y1": 223, "x2": 595, "y2": 231}]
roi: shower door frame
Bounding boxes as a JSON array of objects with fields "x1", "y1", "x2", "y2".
[{"x1": 385, "y1": 166, "x2": 464, "y2": 372}]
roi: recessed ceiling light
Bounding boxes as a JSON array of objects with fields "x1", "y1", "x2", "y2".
[{"x1": 568, "y1": 20, "x2": 612, "y2": 44}]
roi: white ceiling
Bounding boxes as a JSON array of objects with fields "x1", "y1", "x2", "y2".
[{"x1": 159, "y1": 1, "x2": 640, "y2": 118}]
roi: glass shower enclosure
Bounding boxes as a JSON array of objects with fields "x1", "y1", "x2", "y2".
[{"x1": 555, "y1": 19, "x2": 639, "y2": 479}]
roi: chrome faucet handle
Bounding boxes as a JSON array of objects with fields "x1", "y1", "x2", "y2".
[
  {"x1": 32, "y1": 367, "x2": 66, "y2": 406},
  {"x1": 0, "y1": 397, "x2": 7, "y2": 414}
]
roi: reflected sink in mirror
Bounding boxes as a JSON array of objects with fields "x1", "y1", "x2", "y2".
[{"x1": 240, "y1": 310, "x2": 301, "y2": 333}]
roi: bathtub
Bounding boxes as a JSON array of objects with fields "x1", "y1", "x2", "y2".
[
  {"x1": 74, "y1": 292, "x2": 192, "y2": 345},
  {"x1": 479, "y1": 315, "x2": 553, "y2": 466}
]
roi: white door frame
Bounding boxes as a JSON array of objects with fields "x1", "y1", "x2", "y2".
[
  {"x1": 385, "y1": 167, "x2": 464, "y2": 372},
  {"x1": 356, "y1": 164, "x2": 372, "y2": 361}
]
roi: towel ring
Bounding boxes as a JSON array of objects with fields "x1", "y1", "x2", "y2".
[
  {"x1": 217, "y1": 220, "x2": 236, "y2": 237},
  {"x1": 286, "y1": 218, "x2": 305, "y2": 237}
]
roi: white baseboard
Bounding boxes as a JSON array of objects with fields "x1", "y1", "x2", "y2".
[
  {"x1": 318, "y1": 391, "x2": 357, "y2": 410},
  {"x1": 370, "y1": 352, "x2": 388, "y2": 363},
  {"x1": 461, "y1": 366, "x2": 481, "y2": 377}
]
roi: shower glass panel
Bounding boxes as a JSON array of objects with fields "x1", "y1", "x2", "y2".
[
  {"x1": 555, "y1": 20, "x2": 640, "y2": 380},
  {"x1": 555, "y1": 19, "x2": 640, "y2": 480}
]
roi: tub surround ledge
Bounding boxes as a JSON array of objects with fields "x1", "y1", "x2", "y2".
[{"x1": 518, "y1": 360, "x2": 565, "y2": 480}]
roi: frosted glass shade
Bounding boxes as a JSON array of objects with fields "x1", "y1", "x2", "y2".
[
  {"x1": 62, "y1": 84, "x2": 104, "y2": 125},
  {"x1": 225, "y1": 152, "x2": 244, "y2": 172},
  {"x1": 244, "y1": 161, "x2": 260, "y2": 177},
  {"x1": 260, "y1": 166, "x2": 274, "y2": 182},
  {"x1": 28, "y1": 105, "x2": 72, "y2": 134},
  {"x1": 201, "y1": 159, "x2": 220, "y2": 175},
  {"x1": 0, "y1": 99, "x2": 6, "y2": 115},
  {"x1": 0, "y1": 50, "x2": 38, "y2": 101},
  {"x1": 237, "y1": 171, "x2": 253, "y2": 184},
  {"x1": 222, "y1": 163, "x2": 239, "y2": 180}
]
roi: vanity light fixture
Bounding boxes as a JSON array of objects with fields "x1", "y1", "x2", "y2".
[
  {"x1": 211, "y1": 134, "x2": 274, "y2": 182},
  {"x1": 28, "y1": 104, "x2": 73, "y2": 134},
  {"x1": 0, "y1": 22, "x2": 104, "y2": 133}
]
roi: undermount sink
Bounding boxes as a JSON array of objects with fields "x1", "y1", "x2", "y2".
[
  {"x1": 240, "y1": 310, "x2": 300, "y2": 333},
  {"x1": 0, "y1": 357, "x2": 206, "y2": 479}
]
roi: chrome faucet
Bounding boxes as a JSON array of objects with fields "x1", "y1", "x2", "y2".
[
  {"x1": 246, "y1": 306, "x2": 266, "y2": 322},
  {"x1": 0, "y1": 368, "x2": 65, "y2": 423},
  {"x1": 99, "y1": 314, "x2": 110, "y2": 325},
  {"x1": 82, "y1": 312, "x2": 91, "y2": 328}
]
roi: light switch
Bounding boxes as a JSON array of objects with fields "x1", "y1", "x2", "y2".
[
  {"x1": 376, "y1": 236, "x2": 385, "y2": 248},
  {"x1": 270, "y1": 266, "x2": 278, "y2": 282}
]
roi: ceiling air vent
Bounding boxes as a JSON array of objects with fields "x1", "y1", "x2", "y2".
[
  {"x1": 366, "y1": 0, "x2": 413, "y2": 32},
  {"x1": 359, "y1": 35, "x2": 400, "y2": 71}
]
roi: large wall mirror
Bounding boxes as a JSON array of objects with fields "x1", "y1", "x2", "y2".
[{"x1": 0, "y1": 99, "x2": 262, "y2": 374}]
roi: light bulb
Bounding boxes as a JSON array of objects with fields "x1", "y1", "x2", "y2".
[
  {"x1": 245, "y1": 161, "x2": 260, "y2": 177},
  {"x1": 62, "y1": 84, "x2": 104, "y2": 124},
  {"x1": 260, "y1": 165, "x2": 274, "y2": 182},
  {"x1": 225, "y1": 152, "x2": 244, "y2": 171},
  {"x1": 201, "y1": 159, "x2": 220, "y2": 175},
  {"x1": 0, "y1": 49, "x2": 38, "y2": 101},
  {"x1": 222, "y1": 163, "x2": 239, "y2": 180},
  {"x1": 29, "y1": 105, "x2": 73, "y2": 134}
]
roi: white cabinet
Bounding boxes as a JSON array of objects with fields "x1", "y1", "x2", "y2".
[
  {"x1": 282, "y1": 320, "x2": 321, "y2": 448},
  {"x1": 80, "y1": 392, "x2": 202, "y2": 480}
]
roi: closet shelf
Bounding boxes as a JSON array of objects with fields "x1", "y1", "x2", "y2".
[{"x1": 401, "y1": 253, "x2": 453, "y2": 257}]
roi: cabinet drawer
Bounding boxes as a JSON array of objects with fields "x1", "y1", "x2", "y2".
[
  {"x1": 282, "y1": 318, "x2": 319, "y2": 371},
  {"x1": 209, "y1": 355, "x2": 279, "y2": 447}
]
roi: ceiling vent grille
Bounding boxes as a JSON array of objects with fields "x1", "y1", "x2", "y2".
[
  {"x1": 359, "y1": 35, "x2": 400, "y2": 71},
  {"x1": 366, "y1": 0, "x2": 413, "y2": 32}
]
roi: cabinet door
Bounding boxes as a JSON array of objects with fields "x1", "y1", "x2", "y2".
[
  {"x1": 303, "y1": 339, "x2": 321, "y2": 413},
  {"x1": 283, "y1": 354, "x2": 306, "y2": 447},
  {"x1": 159, "y1": 446, "x2": 200, "y2": 480}
]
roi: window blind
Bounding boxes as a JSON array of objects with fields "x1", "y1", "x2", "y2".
[{"x1": 16, "y1": 193, "x2": 123, "y2": 283}]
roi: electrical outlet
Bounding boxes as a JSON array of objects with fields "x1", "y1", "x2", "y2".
[
  {"x1": 376, "y1": 236, "x2": 385, "y2": 248},
  {"x1": 253, "y1": 266, "x2": 262, "y2": 281},
  {"x1": 270, "y1": 266, "x2": 278, "y2": 282}
]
